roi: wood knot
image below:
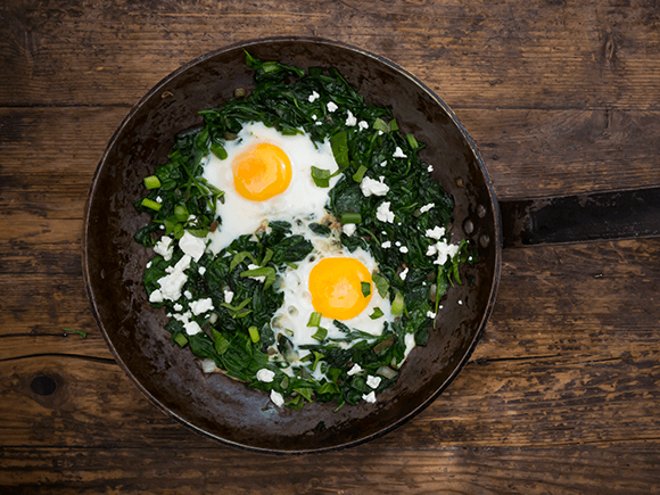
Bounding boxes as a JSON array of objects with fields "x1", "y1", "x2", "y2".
[
  {"x1": 604, "y1": 34, "x2": 617, "y2": 65},
  {"x1": 30, "y1": 375, "x2": 57, "y2": 396}
]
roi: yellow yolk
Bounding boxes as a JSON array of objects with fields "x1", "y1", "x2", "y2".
[
  {"x1": 232, "y1": 142, "x2": 292, "y2": 201},
  {"x1": 308, "y1": 257, "x2": 373, "y2": 320}
]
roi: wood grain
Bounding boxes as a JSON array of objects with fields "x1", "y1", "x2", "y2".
[{"x1": 2, "y1": 0, "x2": 660, "y2": 493}]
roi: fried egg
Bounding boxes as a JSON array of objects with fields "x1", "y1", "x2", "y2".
[{"x1": 202, "y1": 122, "x2": 341, "y2": 254}]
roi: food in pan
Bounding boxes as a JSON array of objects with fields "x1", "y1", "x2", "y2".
[{"x1": 134, "y1": 53, "x2": 474, "y2": 410}]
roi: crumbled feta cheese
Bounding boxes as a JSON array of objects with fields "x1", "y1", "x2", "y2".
[
  {"x1": 343, "y1": 223, "x2": 357, "y2": 236},
  {"x1": 345, "y1": 109, "x2": 357, "y2": 127},
  {"x1": 179, "y1": 231, "x2": 206, "y2": 262},
  {"x1": 347, "y1": 363, "x2": 362, "y2": 376},
  {"x1": 395, "y1": 241, "x2": 402, "y2": 247},
  {"x1": 256, "y1": 368, "x2": 275, "y2": 383},
  {"x1": 399, "y1": 267, "x2": 409, "y2": 280},
  {"x1": 366, "y1": 375, "x2": 382, "y2": 389},
  {"x1": 184, "y1": 320, "x2": 203, "y2": 336},
  {"x1": 398, "y1": 332, "x2": 417, "y2": 367},
  {"x1": 360, "y1": 176, "x2": 390, "y2": 197},
  {"x1": 427, "y1": 164, "x2": 434, "y2": 173},
  {"x1": 155, "y1": 196, "x2": 163, "y2": 203},
  {"x1": 149, "y1": 289, "x2": 164, "y2": 303},
  {"x1": 358, "y1": 120, "x2": 369, "y2": 131},
  {"x1": 393, "y1": 147, "x2": 407, "y2": 158},
  {"x1": 174, "y1": 303, "x2": 183, "y2": 312},
  {"x1": 270, "y1": 390, "x2": 284, "y2": 407},
  {"x1": 376, "y1": 201, "x2": 395, "y2": 223},
  {"x1": 427, "y1": 311, "x2": 437, "y2": 319},
  {"x1": 399, "y1": 246, "x2": 409, "y2": 254},
  {"x1": 419, "y1": 203, "x2": 435, "y2": 214},
  {"x1": 425, "y1": 226, "x2": 446, "y2": 240},
  {"x1": 458, "y1": 300, "x2": 463, "y2": 305},
  {"x1": 184, "y1": 290, "x2": 193, "y2": 299},
  {"x1": 156, "y1": 254, "x2": 192, "y2": 301},
  {"x1": 153, "y1": 236, "x2": 174, "y2": 261},
  {"x1": 427, "y1": 241, "x2": 460, "y2": 265},
  {"x1": 311, "y1": 114, "x2": 317, "y2": 121},
  {"x1": 308, "y1": 91, "x2": 320, "y2": 103},
  {"x1": 381, "y1": 240, "x2": 392, "y2": 249},
  {"x1": 327, "y1": 101, "x2": 338, "y2": 112},
  {"x1": 146, "y1": 261, "x2": 152, "y2": 268},
  {"x1": 198, "y1": 266, "x2": 206, "y2": 275},
  {"x1": 378, "y1": 130, "x2": 383, "y2": 136},
  {"x1": 362, "y1": 391, "x2": 377, "y2": 403},
  {"x1": 223, "y1": 289, "x2": 234, "y2": 304},
  {"x1": 190, "y1": 297, "x2": 214, "y2": 316},
  {"x1": 380, "y1": 160, "x2": 387, "y2": 167}
]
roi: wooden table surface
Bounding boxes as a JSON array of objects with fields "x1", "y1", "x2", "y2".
[{"x1": 2, "y1": 1, "x2": 660, "y2": 493}]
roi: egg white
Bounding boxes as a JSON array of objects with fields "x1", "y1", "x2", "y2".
[{"x1": 202, "y1": 122, "x2": 341, "y2": 254}]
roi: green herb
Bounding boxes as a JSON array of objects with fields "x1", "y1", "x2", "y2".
[
  {"x1": 369, "y1": 307, "x2": 384, "y2": 320},
  {"x1": 340, "y1": 212, "x2": 362, "y2": 224},
  {"x1": 361, "y1": 281, "x2": 371, "y2": 297},
  {"x1": 312, "y1": 327, "x2": 328, "y2": 341},
  {"x1": 311, "y1": 166, "x2": 332, "y2": 187},
  {"x1": 307, "y1": 312, "x2": 322, "y2": 327}
]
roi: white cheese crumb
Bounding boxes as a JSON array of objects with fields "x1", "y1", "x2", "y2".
[
  {"x1": 419, "y1": 203, "x2": 435, "y2": 214},
  {"x1": 380, "y1": 160, "x2": 387, "y2": 167},
  {"x1": 190, "y1": 298, "x2": 214, "y2": 316},
  {"x1": 345, "y1": 109, "x2": 357, "y2": 127},
  {"x1": 155, "y1": 196, "x2": 163, "y2": 203},
  {"x1": 343, "y1": 223, "x2": 357, "y2": 236},
  {"x1": 366, "y1": 375, "x2": 382, "y2": 389},
  {"x1": 256, "y1": 368, "x2": 275, "y2": 383},
  {"x1": 362, "y1": 391, "x2": 377, "y2": 403},
  {"x1": 146, "y1": 261, "x2": 152, "y2": 268},
  {"x1": 184, "y1": 320, "x2": 203, "y2": 336},
  {"x1": 425, "y1": 226, "x2": 446, "y2": 240},
  {"x1": 427, "y1": 164, "x2": 434, "y2": 173},
  {"x1": 393, "y1": 146, "x2": 407, "y2": 158},
  {"x1": 399, "y1": 267, "x2": 409, "y2": 280},
  {"x1": 184, "y1": 290, "x2": 193, "y2": 299},
  {"x1": 308, "y1": 91, "x2": 320, "y2": 103},
  {"x1": 399, "y1": 246, "x2": 409, "y2": 254},
  {"x1": 179, "y1": 231, "x2": 206, "y2": 262},
  {"x1": 198, "y1": 266, "x2": 206, "y2": 275},
  {"x1": 381, "y1": 240, "x2": 392, "y2": 249},
  {"x1": 149, "y1": 289, "x2": 164, "y2": 303},
  {"x1": 427, "y1": 311, "x2": 437, "y2": 319},
  {"x1": 360, "y1": 176, "x2": 390, "y2": 197},
  {"x1": 398, "y1": 333, "x2": 417, "y2": 367},
  {"x1": 155, "y1": 254, "x2": 192, "y2": 301},
  {"x1": 427, "y1": 241, "x2": 460, "y2": 265},
  {"x1": 224, "y1": 289, "x2": 234, "y2": 304},
  {"x1": 358, "y1": 120, "x2": 369, "y2": 131},
  {"x1": 153, "y1": 236, "x2": 174, "y2": 261},
  {"x1": 376, "y1": 201, "x2": 395, "y2": 223},
  {"x1": 174, "y1": 303, "x2": 183, "y2": 312},
  {"x1": 311, "y1": 114, "x2": 317, "y2": 121},
  {"x1": 459, "y1": 300, "x2": 463, "y2": 305},
  {"x1": 347, "y1": 363, "x2": 362, "y2": 376},
  {"x1": 270, "y1": 390, "x2": 284, "y2": 407},
  {"x1": 246, "y1": 263, "x2": 266, "y2": 282},
  {"x1": 327, "y1": 101, "x2": 338, "y2": 112},
  {"x1": 378, "y1": 130, "x2": 383, "y2": 136},
  {"x1": 395, "y1": 241, "x2": 402, "y2": 247}
]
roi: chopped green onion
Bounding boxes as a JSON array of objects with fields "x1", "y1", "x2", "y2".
[
  {"x1": 352, "y1": 164, "x2": 368, "y2": 183},
  {"x1": 361, "y1": 281, "x2": 371, "y2": 297},
  {"x1": 240, "y1": 266, "x2": 276, "y2": 290},
  {"x1": 373, "y1": 117, "x2": 390, "y2": 133},
  {"x1": 212, "y1": 329, "x2": 231, "y2": 354},
  {"x1": 140, "y1": 198, "x2": 162, "y2": 211},
  {"x1": 311, "y1": 166, "x2": 331, "y2": 187},
  {"x1": 210, "y1": 142, "x2": 228, "y2": 160},
  {"x1": 406, "y1": 133, "x2": 419, "y2": 150},
  {"x1": 389, "y1": 119, "x2": 399, "y2": 131},
  {"x1": 143, "y1": 175, "x2": 161, "y2": 189},
  {"x1": 248, "y1": 326, "x2": 260, "y2": 343},
  {"x1": 312, "y1": 326, "x2": 328, "y2": 341},
  {"x1": 263, "y1": 61, "x2": 279, "y2": 73},
  {"x1": 260, "y1": 248, "x2": 274, "y2": 266},
  {"x1": 377, "y1": 365, "x2": 398, "y2": 379},
  {"x1": 307, "y1": 312, "x2": 322, "y2": 327},
  {"x1": 369, "y1": 307, "x2": 384, "y2": 320},
  {"x1": 340, "y1": 212, "x2": 362, "y2": 224},
  {"x1": 371, "y1": 273, "x2": 389, "y2": 298},
  {"x1": 173, "y1": 333, "x2": 188, "y2": 347},
  {"x1": 311, "y1": 352, "x2": 324, "y2": 372},
  {"x1": 230, "y1": 251, "x2": 258, "y2": 271},
  {"x1": 391, "y1": 290, "x2": 405, "y2": 315}
]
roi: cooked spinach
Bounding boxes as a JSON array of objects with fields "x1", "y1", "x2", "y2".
[{"x1": 134, "y1": 52, "x2": 475, "y2": 410}]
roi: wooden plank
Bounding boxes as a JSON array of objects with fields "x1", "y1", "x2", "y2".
[
  {"x1": 0, "y1": 444, "x2": 658, "y2": 494},
  {"x1": 1, "y1": 1, "x2": 659, "y2": 109}
]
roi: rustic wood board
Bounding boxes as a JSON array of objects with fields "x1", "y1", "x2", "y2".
[{"x1": 2, "y1": 0, "x2": 660, "y2": 493}]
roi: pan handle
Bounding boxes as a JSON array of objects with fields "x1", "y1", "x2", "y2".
[{"x1": 499, "y1": 186, "x2": 660, "y2": 248}]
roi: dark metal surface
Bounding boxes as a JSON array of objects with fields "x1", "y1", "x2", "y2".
[
  {"x1": 500, "y1": 186, "x2": 660, "y2": 248},
  {"x1": 82, "y1": 38, "x2": 501, "y2": 453}
]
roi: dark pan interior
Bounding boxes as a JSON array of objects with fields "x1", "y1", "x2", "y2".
[{"x1": 83, "y1": 38, "x2": 501, "y2": 453}]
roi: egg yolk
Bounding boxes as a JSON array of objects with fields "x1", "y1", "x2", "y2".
[
  {"x1": 308, "y1": 257, "x2": 373, "y2": 320},
  {"x1": 232, "y1": 142, "x2": 292, "y2": 201}
]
